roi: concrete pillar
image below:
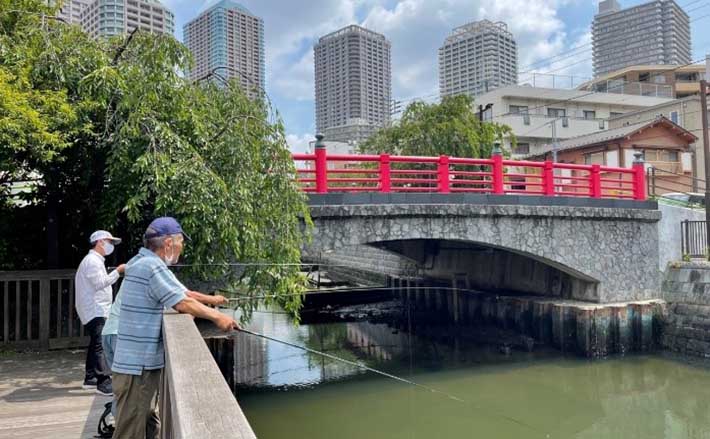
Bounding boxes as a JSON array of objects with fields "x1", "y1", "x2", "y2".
[
  {"x1": 532, "y1": 301, "x2": 552, "y2": 344},
  {"x1": 451, "y1": 280, "x2": 460, "y2": 324},
  {"x1": 552, "y1": 304, "x2": 576, "y2": 352},
  {"x1": 576, "y1": 307, "x2": 594, "y2": 357},
  {"x1": 512, "y1": 298, "x2": 531, "y2": 335},
  {"x1": 594, "y1": 307, "x2": 611, "y2": 357},
  {"x1": 631, "y1": 303, "x2": 654, "y2": 352},
  {"x1": 611, "y1": 305, "x2": 631, "y2": 354},
  {"x1": 496, "y1": 296, "x2": 510, "y2": 329}
]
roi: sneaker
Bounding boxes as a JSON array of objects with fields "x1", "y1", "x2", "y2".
[
  {"x1": 96, "y1": 380, "x2": 113, "y2": 397},
  {"x1": 82, "y1": 378, "x2": 98, "y2": 389}
]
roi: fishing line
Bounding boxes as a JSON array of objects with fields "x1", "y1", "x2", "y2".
[
  {"x1": 235, "y1": 327, "x2": 545, "y2": 435},
  {"x1": 236, "y1": 328, "x2": 465, "y2": 403}
]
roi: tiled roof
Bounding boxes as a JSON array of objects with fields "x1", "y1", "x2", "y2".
[{"x1": 528, "y1": 116, "x2": 697, "y2": 158}]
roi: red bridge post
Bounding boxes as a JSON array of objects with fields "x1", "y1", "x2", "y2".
[
  {"x1": 591, "y1": 164, "x2": 602, "y2": 198},
  {"x1": 438, "y1": 155, "x2": 450, "y2": 193},
  {"x1": 380, "y1": 154, "x2": 391, "y2": 192},
  {"x1": 492, "y1": 146, "x2": 504, "y2": 194},
  {"x1": 632, "y1": 152, "x2": 646, "y2": 201},
  {"x1": 314, "y1": 134, "x2": 328, "y2": 193},
  {"x1": 543, "y1": 161, "x2": 554, "y2": 196}
]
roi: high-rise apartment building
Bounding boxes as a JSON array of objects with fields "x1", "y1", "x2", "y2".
[
  {"x1": 184, "y1": 1, "x2": 265, "y2": 99},
  {"x1": 439, "y1": 20, "x2": 518, "y2": 98},
  {"x1": 81, "y1": 0, "x2": 175, "y2": 39},
  {"x1": 53, "y1": 0, "x2": 89, "y2": 25},
  {"x1": 314, "y1": 25, "x2": 391, "y2": 144},
  {"x1": 592, "y1": 0, "x2": 691, "y2": 76}
]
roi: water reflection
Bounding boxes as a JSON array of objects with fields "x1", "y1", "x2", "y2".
[{"x1": 216, "y1": 304, "x2": 710, "y2": 439}]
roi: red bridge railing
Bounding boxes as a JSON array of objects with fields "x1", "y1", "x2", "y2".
[{"x1": 292, "y1": 148, "x2": 646, "y2": 201}]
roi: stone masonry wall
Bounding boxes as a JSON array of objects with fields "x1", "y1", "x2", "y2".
[
  {"x1": 662, "y1": 262, "x2": 710, "y2": 357},
  {"x1": 306, "y1": 203, "x2": 661, "y2": 303},
  {"x1": 303, "y1": 244, "x2": 416, "y2": 286}
]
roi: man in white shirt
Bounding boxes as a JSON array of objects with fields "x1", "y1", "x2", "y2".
[{"x1": 75, "y1": 230, "x2": 126, "y2": 396}]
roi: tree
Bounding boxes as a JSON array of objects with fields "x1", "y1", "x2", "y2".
[
  {"x1": 0, "y1": 1, "x2": 309, "y2": 318},
  {"x1": 359, "y1": 95, "x2": 515, "y2": 157}
]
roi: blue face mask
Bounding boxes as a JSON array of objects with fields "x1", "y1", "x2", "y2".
[{"x1": 102, "y1": 241, "x2": 115, "y2": 256}]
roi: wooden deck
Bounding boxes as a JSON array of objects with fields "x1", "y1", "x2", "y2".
[{"x1": 0, "y1": 349, "x2": 109, "y2": 438}]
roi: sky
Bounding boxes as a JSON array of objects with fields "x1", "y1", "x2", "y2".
[{"x1": 162, "y1": 0, "x2": 710, "y2": 153}]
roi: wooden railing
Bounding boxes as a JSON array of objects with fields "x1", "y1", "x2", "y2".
[
  {"x1": 0, "y1": 269, "x2": 89, "y2": 350},
  {"x1": 293, "y1": 146, "x2": 647, "y2": 200},
  {"x1": 161, "y1": 312, "x2": 256, "y2": 439}
]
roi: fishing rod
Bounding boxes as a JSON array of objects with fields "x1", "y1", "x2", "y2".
[
  {"x1": 221, "y1": 286, "x2": 485, "y2": 302},
  {"x1": 236, "y1": 327, "x2": 464, "y2": 403}
]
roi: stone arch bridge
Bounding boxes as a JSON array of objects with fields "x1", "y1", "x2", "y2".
[{"x1": 303, "y1": 194, "x2": 661, "y2": 303}]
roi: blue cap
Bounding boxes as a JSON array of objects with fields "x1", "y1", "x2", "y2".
[{"x1": 144, "y1": 217, "x2": 191, "y2": 241}]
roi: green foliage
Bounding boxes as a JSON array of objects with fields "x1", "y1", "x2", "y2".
[
  {"x1": 0, "y1": 1, "x2": 309, "y2": 319},
  {"x1": 359, "y1": 94, "x2": 516, "y2": 158}
]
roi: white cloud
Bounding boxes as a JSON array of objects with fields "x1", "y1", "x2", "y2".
[
  {"x1": 163, "y1": 1, "x2": 594, "y2": 142},
  {"x1": 286, "y1": 132, "x2": 315, "y2": 153},
  {"x1": 271, "y1": 50, "x2": 314, "y2": 101}
]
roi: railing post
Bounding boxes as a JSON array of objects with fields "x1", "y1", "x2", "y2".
[
  {"x1": 491, "y1": 147, "x2": 504, "y2": 194},
  {"x1": 314, "y1": 133, "x2": 328, "y2": 194},
  {"x1": 39, "y1": 279, "x2": 50, "y2": 350},
  {"x1": 632, "y1": 152, "x2": 647, "y2": 201},
  {"x1": 543, "y1": 160, "x2": 555, "y2": 196},
  {"x1": 438, "y1": 155, "x2": 450, "y2": 193},
  {"x1": 591, "y1": 164, "x2": 602, "y2": 198},
  {"x1": 379, "y1": 154, "x2": 391, "y2": 193}
]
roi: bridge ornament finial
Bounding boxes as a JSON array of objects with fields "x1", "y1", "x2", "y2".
[
  {"x1": 491, "y1": 143, "x2": 502, "y2": 156},
  {"x1": 315, "y1": 133, "x2": 325, "y2": 149},
  {"x1": 633, "y1": 151, "x2": 645, "y2": 164}
]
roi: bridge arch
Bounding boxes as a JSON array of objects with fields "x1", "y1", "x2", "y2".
[{"x1": 304, "y1": 198, "x2": 661, "y2": 303}]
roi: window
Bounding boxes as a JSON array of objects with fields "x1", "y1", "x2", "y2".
[
  {"x1": 583, "y1": 110, "x2": 596, "y2": 120},
  {"x1": 643, "y1": 150, "x2": 680, "y2": 162},
  {"x1": 547, "y1": 108, "x2": 566, "y2": 118},
  {"x1": 513, "y1": 143, "x2": 530, "y2": 155},
  {"x1": 584, "y1": 152, "x2": 604, "y2": 165},
  {"x1": 510, "y1": 105, "x2": 528, "y2": 114},
  {"x1": 670, "y1": 111, "x2": 679, "y2": 124}
]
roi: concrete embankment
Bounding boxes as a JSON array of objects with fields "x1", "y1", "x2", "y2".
[{"x1": 389, "y1": 280, "x2": 664, "y2": 358}]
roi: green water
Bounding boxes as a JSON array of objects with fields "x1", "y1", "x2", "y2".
[{"x1": 232, "y1": 307, "x2": 710, "y2": 439}]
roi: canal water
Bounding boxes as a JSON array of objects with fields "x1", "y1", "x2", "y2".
[{"x1": 222, "y1": 301, "x2": 710, "y2": 439}]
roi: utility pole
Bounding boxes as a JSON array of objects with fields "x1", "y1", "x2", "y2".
[
  {"x1": 702, "y1": 54, "x2": 710, "y2": 257},
  {"x1": 551, "y1": 120, "x2": 558, "y2": 163}
]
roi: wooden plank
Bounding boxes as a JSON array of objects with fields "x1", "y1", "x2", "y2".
[
  {"x1": 26, "y1": 281, "x2": 32, "y2": 341},
  {"x1": 68, "y1": 279, "x2": 74, "y2": 338},
  {"x1": 0, "y1": 269, "x2": 75, "y2": 281},
  {"x1": 2, "y1": 281, "x2": 7, "y2": 345},
  {"x1": 162, "y1": 312, "x2": 256, "y2": 439},
  {"x1": 0, "y1": 350, "x2": 108, "y2": 439},
  {"x1": 15, "y1": 282, "x2": 20, "y2": 342},
  {"x1": 48, "y1": 336, "x2": 90, "y2": 350},
  {"x1": 57, "y1": 280, "x2": 63, "y2": 339},
  {"x1": 39, "y1": 279, "x2": 50, "y2": 349}
]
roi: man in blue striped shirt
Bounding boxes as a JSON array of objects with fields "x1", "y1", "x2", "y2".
[{"x1": 111, "y1": 217, "x2": 238, "y2": 439}]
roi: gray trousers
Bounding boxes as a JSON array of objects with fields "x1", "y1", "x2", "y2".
[{"x1": 112, "y1": 370, "x2": 161, "y2": 439}]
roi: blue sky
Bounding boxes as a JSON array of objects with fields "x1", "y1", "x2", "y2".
[{"x1": 162, "y1": 0, "x2": 710, "y2": 152}]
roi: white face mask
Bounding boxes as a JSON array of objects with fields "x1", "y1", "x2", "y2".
[{"x1": 102, "y1": 241, "x2": 115, "y2": 256}]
